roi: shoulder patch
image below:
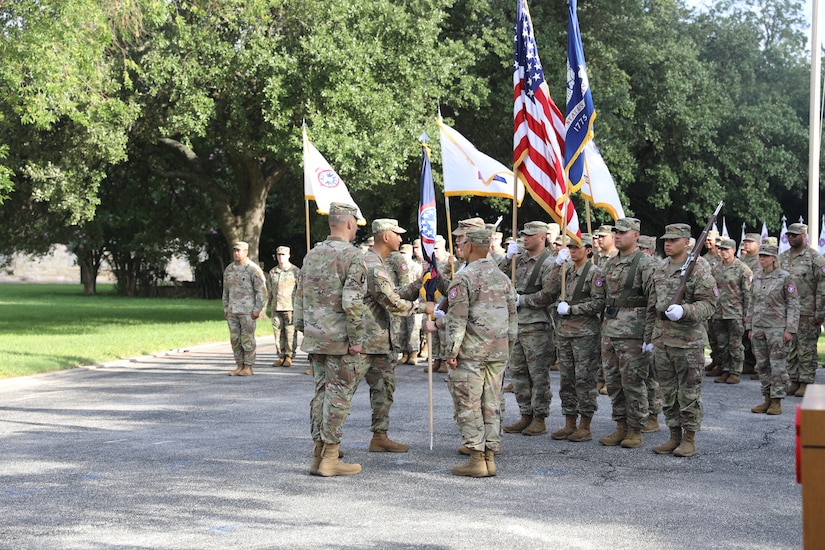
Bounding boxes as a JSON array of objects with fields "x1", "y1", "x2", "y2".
[
  {"x1": 787, "y1": 283, "x2": 796, "y2": 294},
  {"x1": 449, "y1": 287, "x2": 458, "y2": 300},
  {"x1": 401, "y1": 262, "x2": 408, "y2": 271},
  {"x1": 594, "y1": 277, "x2": 604, "y2": 288},
  {"x1": 377, "y1": 269, "x2": 390, "y2": 279},
  {"x1": 748, "y1": 275, "x2": 753, "y2": 283},
  {"x1": 712, "y1": 285, "x2": 720, "y2": 297},
  {"x1": 821, "y1": 265, "x2": 825, "y2": 275}
]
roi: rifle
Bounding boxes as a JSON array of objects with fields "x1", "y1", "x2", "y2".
[{"x1": 668, "y1": 200, "x2": 724, "y2": 308}]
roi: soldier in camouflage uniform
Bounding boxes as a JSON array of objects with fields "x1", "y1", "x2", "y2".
[
  {"x1": 648, "y1": 223, "x2": 718, "y2": 458},
  {"x1": 637, "y1": 234, "x2": 664, "y2": 429},
  {"x1": 740, "y1": 233, "x2": 762, "y2": 377},
  {"x1": 294, "y1": 202, "x2": 366, "y2": 477},
  {"x1": 267, "y1": 246, "x2": 300, "y2": 368},
  {"x1": 778, "y1": 223, "x2": 825, "y2": 398},
  {"x1": 748, "y1": 243, "x2": 799, "y2": 416},
  {"x1": 547, "y1": 234, "x2": 605, "y2": 442},
  {"x1": 708, "y1": 238, "x2": 752, "y2": 385},
  {"x1": 426, "y1": 228, "x2": 517, "y2": 477},
  {"x1": 362, "y1": 219, "x2": 432, "y2": 453},
  {"x1": 599, "y1": 218, "x2": 657, "y2": 449},
  {"x1": 223, "y1": 241, "x2": 267, "y2": 377},
  {"x1": 499, "y1": 221, "x2": 557, "y2": 437},
  {"x1": 396, "y1": 243, "x2": 423, "y2": 364}
]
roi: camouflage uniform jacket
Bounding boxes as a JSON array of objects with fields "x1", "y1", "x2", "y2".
[
  {"x1": 648, "y1": 259, "x2": 718, "y2": 348},
  {"x1": 746, "y1": 266, "x2": 800, "y2": 333},
  {"x1": 600, "y1": 249, "x2": 656, "y2": 340},
  {"x1": 222, "y1": 260, "x2": 266, "y2": 315},
  {"x1": 294, "y1": 236, "x2": 366, "y2": 355},
  {"x1": 741, "y1": 253, "x2": 760, "y2": 274},
  {"x1": 778, "y1": 247, "x2": 825, "y2": 318},
  {"x1": 702, "y1": 251, "x2": 721, "y2": 272},
  {"x1": 711, "y1": 258, "x2": 752, "y2": 320},
  {"x1": 362, "y1": 249, "x2": 424, "y2": 354},
  {"x1": 498, "y1": 249, "x2": 555, "y2": 327},
  {"x1": 385, "y1": 251, "x2": 409, "y2": 287},
  {"x1": 548, "y1": 260, "x2": 606, "y2": 337},
  {"x1": 442, "y1": 257, "x2": 517, "y2": 361},
  {"x1": 267, "y1": 263, "x2": 300, "y2": 312}
]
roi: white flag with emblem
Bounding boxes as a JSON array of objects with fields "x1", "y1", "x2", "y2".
[{"x1": 303, "y1": 126, "x2": 366, "y2": 225}]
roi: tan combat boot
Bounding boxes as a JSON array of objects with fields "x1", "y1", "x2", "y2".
[
  {"x1": 436, "y1": 360, "x2": 449, "y2": 373},
  {"x1": 599, "y1": 419, "x2": 628, "y2": 446},
  {"x1": 794, "y1": 383, "x2": 807, "y2": 398},
  {"x1": 705, "y1": 366, "x2": 722, "y2": 377},
  {"x1": 620, "y1": 426, "x2": 643, "y2": 448},
  {"x1": 275, "y1": 357, "x2": 286, "y2": 366},
  {"x1": 309, "y1": 441, "x2": 323, "y2": 475},
  {"x1": 503, "y1": 415, "x2": 532, "y2": 433},
  {"x1": 399, "y1": 353, "x2": 409, "y2": 364},
  {"x1": 282, "y1": 357, "x2": 292, "y2": 367},
  {"x1": 304, "y1": 368, "x2": 312, "y2": 375},
  {"x1": 766, "y1": 398, "x2": 782, "y2": 415},
  {"x1": 653, "y1": 427, "x2": 683, "y2": 454},
  {"x1": 229, "y1": 364, "x2": 243, "y2": 376},
  {"x1": 568, "y1": 416, "x2": 592, "y2": 442},
  {"x1": 725, "y1": 373, "x2": 741, "y2": 384},
  {"x1": 521, "y1": 416, "x2": 547, "y2": 436},
  {"x1": 673, "y1": 430, "x2": 696, "y2": 457},
  {"x1": 484, "y1": 449, "x2": 497, "y2": 477},
  {"x1": 788, "y1": 381, "x2": 800, "y2": 395},
  {"x1": 419, "y1": 342, "x2": 428, "y2": 358},
  {"x1": 751, "y1": 395, "x2": 771, "y2": 413},
  {"x1": 237, "y1": 365, "x2": 253, "y2": 376},
  {"x1": 459, "y1": 445, "x2": 500, "y2": 456},
  {"x1": 451, "y1": 450, "x2": 488, "y2": 477},
  {"x1": 405, "y1": 352, "x2": 418, "y2": 365},
  {"x1": 422, "y1": 360, "x2": 436, "y2": 373},
  {"x1": 369, "y1": 432, "x2": 409, "y2": 452},
  {"x1": 642, "y1": 415, "x2": 660, "y2": 433},
  {"x1": 502, "y1": 383, "x2": 514, "y2": 393},
  {"x1": 317, "y1": 443, "x2": 361, "y2": 477},
  {"x1": 551, "y1": 415, "x2": 578, "y2": 440},
  {"x1": 713, "y1": 372, "x2": 730, "y2": 383}
]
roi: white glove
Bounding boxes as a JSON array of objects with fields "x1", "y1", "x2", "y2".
[
  {"x1": 433, "y1": 309, "x2": 446, "y2": 320},
  {"x1": 555, "y1": 247, "x2": 570, "y2": 265},
  {"x1": 515, "y1": 294, "x2": 521, "y2": 308},
  {"x1": 642, "y1": 342, "x2": 654, "y2": 353},
  {"x1": 557, "y1": 301, "x2": 571, "y2": 316},
  {"x1": 506, "y1": 241, "x2": 520, "y2": 260},
  {"x1": 665, "y1": 304, "x2": 684, "y2": 321}
]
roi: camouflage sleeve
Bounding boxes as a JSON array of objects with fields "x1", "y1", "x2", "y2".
[
  {"x1": 445, "y1": 278, "x2": 469, "y2": 360},
  {"x1": 507, "y1": 282, "x2": 518, "y2": 344},
  {"x1": 253, "y1": 266, "x2": 267, "y2": 314},
  {"x1": 741, "y1": 264, "x2": 753, "y2": 321},
  {"x1": 545, "y1": 263, "x2": 563, "y2": 303},
  {"x1": 266, "y1": 272, "x2": 274, "y2": 311},
  {"x1": 643, "y1": 263, "x2": 657, "y2": 342},
  {"x1": 222, "y1": 267, "x2": 230, "y2": 312},
  {"x1": 785, "y1": 274, "x2": 801, "y2": 334},
  {"x1": 571, "y1": 266, "x2": 606, "y2": 317},
  {"x1": 814, "y1": 254, "x2": 825, "y2": 319},
  {"x1": 343, "y1": 253, "x2": 367, "y2": 347},
  {"x1": 292, "y1": 267, "x2": 300, "y2": 310},
  {"x1": 684, "y1": 270, "x2": 718, "y2": 322},
  {"x1": 520, "y1": 259, "x2": 556, "y2": 309},
  {"x1": 371, "y1": 267, "x2": 417, "y2": 317},
  {"x1": 397, "y1": 276, "x2": 425, "y2": 307},
  {"x1": 293, "y1": 272, "x2": 304, "y2": 331}
]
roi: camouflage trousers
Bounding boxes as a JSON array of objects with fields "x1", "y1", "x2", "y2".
[
  {"x1": 556, "y1": 333, "x2": 600, "y2": 418},
  {"x1": 447, "y1": 359, "x2": 505, "y2": 452},
  {"x1": 601, "y1": 336, "x2": 649, "y2": 430},
  {"x1": 787, "y1": 315, "x2": 821, "y2": 384},
  {"x1": 647, "y1": 354, "x2": 662, "y2": 415},
  {"x1": 706, "y1": 320, "x2": 718, "y2": 364},
  {"x1": 511, "y1": 327, "x2": 554, "y2": 418},
  {"x1": 226, "y1": 313, "x2": 257, "y2": 366},
  {"x1": 653, "y1": 345, "x2": 704, "y2": 432},
  {"x1": 710, "y1": 318, "x2": 745, "y2": 374},
  {"x1": 271, "y1": 310, "x2": 297, "y2": 358},
  {"x1": 398, "y1": 313, "x2": 422, "y2": 353},
  {"x1": 309, "y1": 353, "x2": 365, "y2": 444},
  {"x1": 751, "y1": 329, "x2": 791, "y2": 398},
  {"x1": 363, "y1": 353, "x2": 398, "y2": 433}
]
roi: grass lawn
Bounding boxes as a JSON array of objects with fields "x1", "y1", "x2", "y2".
[{"x1": 0, "y1": 284, "x2": 271, "y2": 379}]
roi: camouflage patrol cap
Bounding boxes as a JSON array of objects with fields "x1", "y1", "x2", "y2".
[
  {"x1": 546, "y1": 222, "x2": 561, "y2": 234},
  {"x1": 763, "y1": 236, "x2": 778, "y2": 246},
  {"x1": 233, "y1": 241, "x2": 249, "y2": 251},
  {"x1": 372, "y1": 218, "x2": 406, "y2": 234},
  {"x1": 366, "y1": 236, "x2": 375, "y2": 246},
  {"x1": 329, "y1": 202, "x2": 358, "y2": 216},
  {"x1": 452, "y1": 217, "x2": 485, "y2": 236},
  {"x1": 493, "y1": 231, "x2": 503, "y2": 240},
  {"x1": 400, "y1": 244, "x2": 412, "y2": 253},
  {"x1": 718, "y1": 238, "x2": 737, "y2": 250},
  {"x1": 706, "y1": 230, "x2": 720, "y2": 241},
  {"x1": 519, "y1": 221, "x2": 548, "y2": 236},
  {"x1": 556, "y1": 235, "x2": 570, "y2": 246},
  {"x1": 637, "y1": 236, "x2": 656, "y2": 250},
  {"x1": 743, "y1": 233, "x2": 761, "y2": 242},
  {"x1": 434, "y1": 235, "x2": 446, "y2": 247},
  {"x1": 661, "y1": 223, "x2": 692, "y2": 239},
  {"x1": 759, "y1": 243, "x2": 778, "y2": 256},
  {"x1": 613, "y1": 218, "x2": 641, "y2": 232},
  {"x1": 485, "y1": 223, "x2": 496, "y2": 230},
  {"x1": 275, "y1": 246, "x2": 290, "y2": 255},
  {"x1": 580, "y1": 234, "x2": 593, "y2": 247},
  {"x1": 594, "y1": 224, "x2": 613, "y2": 237},
  {"x1": 464, "y1": 228, "x2": 492, "y2": 244},
  {"x1": 413, "y1": 238, "x2": 421, "y2": 247},
  {"x1": 787, "y1": 223, "x2": 807, "y2": 235}
]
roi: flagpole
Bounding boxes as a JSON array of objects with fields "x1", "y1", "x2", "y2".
[
  {"x1": 511, "y1": 168, "x2": 519, "y2": 281},
  {"x1": 560, "y1": 196, "x2": 568, "y2": 301},
  {"x1": 445, "y1": 197, "x2": 455, "y2": 278},
  {"x1": 809, "y1": 0, "x2": 822, "y2": 247},
  {"x1": 304, "y1": 200, "x2": 311, "y2": 253}
]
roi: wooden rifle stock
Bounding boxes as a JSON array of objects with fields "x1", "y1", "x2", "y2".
[{"x1": 668, "y1": 200, "x2": 724, "y2": 308}]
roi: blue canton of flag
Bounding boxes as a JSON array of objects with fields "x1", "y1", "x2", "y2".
[
  {"x1": 565, "y1": 0, "x2": 596, "y2": 192},
  {"x1": 418, "y1": 141, "x2": 439, "y2": 302}
]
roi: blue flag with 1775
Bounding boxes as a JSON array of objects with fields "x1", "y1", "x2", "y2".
[
  {"x1": 565, "y1": 0, "x2": 596, "y2": 192},
  {"x1": 418, "y1": 141, "x2": 438, "y2": 302}
]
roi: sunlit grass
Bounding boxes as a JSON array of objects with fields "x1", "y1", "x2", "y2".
[{"x1": 0, "y1": 284, "x2": 270, "y2": 379}]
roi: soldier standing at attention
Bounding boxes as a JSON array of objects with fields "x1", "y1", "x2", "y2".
[
  {"x1": 739, "y1": 233, "x2": 762, "y2": 378},
  {"x1": 598, "y1": 218, "x2": 656, "y2": 448},
  {"x1": 500, "y1": 221, "x2": 557, "y2": 436},
  {"x1": 397, "y1": 243, "x2": 423, "y2": 365},
  {"x1": 548, "y1": 234, "x2": 605, "y2": 442},
  {"x1": 362, "y1": 219, "x2": 432, "y2": 453},
  {"x1": 294, "y1": 202, "x2": 366, "y2": 477},
  {"x1": 648, "y1": 223, "x2": 718, "y2": 458},
  {"x1": 426, "y1": 228, "x2": 517, "y2": 477},
  {"x1": 267, "y1": 246, "x2": 300, "y2": 368},
  {"x1": 223, "y1": 241, "x2": 266, "y2": 377},
  {"x1": 748, "y1": 243, "x2": 799, "y2": 415},
  {"x1": 708, "y1": 238, "x2": 752, "y2": 385},
  {"x1": 778, "y1": 223, "x2": 825, "y2": 398}
]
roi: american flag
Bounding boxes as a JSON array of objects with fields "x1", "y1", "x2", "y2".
[{"x1": 513, "y1": 0, "x2": 581, "y2": 241}]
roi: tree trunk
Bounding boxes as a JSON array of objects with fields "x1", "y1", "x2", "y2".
[{"x1": 73, "y1": 245, "x2": 105, "y2": 295}]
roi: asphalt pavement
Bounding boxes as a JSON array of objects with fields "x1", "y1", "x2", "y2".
[{"x1": 0, "y1": 336, "x2": 814, "y2": 549}]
